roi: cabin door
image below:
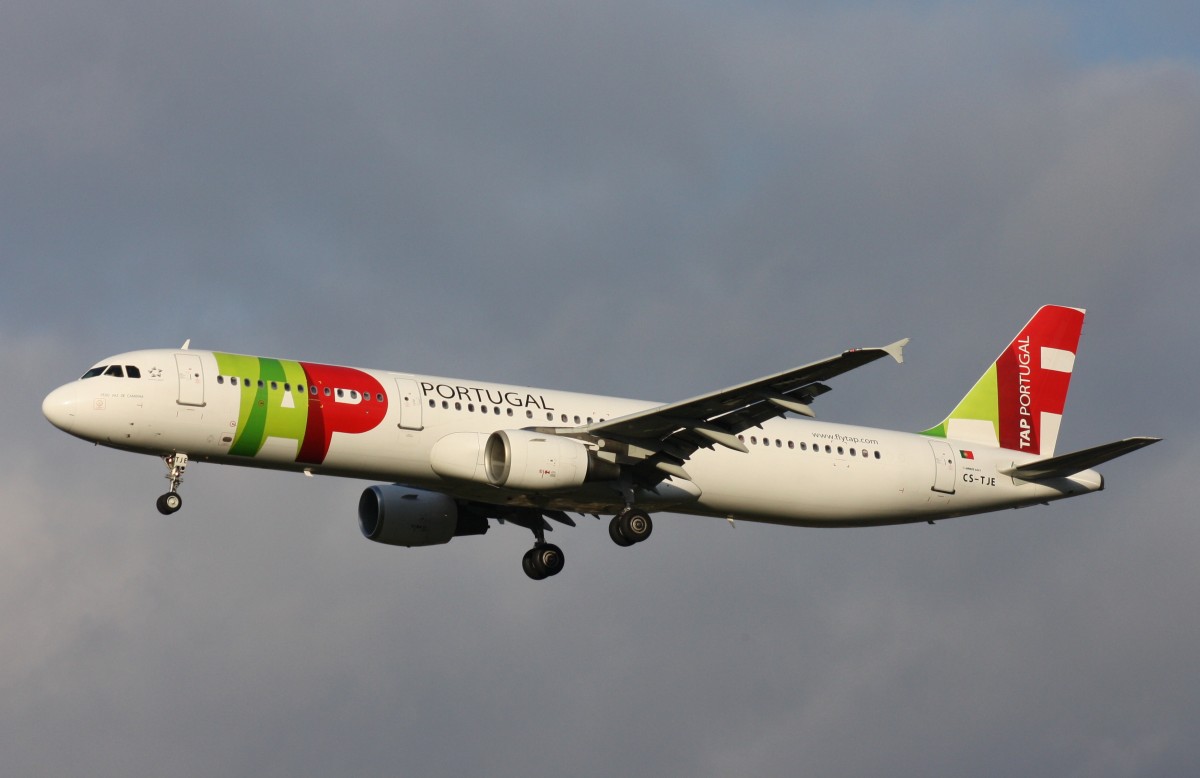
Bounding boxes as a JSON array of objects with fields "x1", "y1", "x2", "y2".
[{"x1": 928, "y1": 439, "x2": 956, "y2": 494}]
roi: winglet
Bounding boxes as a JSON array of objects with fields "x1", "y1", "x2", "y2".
[{"x1": 883, "y1": 338, "x2": 909, "y2": 364}]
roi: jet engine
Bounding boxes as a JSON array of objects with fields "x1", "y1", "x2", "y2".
[
  {"x1": 483, "y1": 429, "x2": 618, "y2": 491},
  {"x1": 358, "y1": 485, "x2": 487, "y2": 547}
]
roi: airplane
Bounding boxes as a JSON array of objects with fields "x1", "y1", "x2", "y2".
[{"x1": 42, "y1": 305, "x2": 1159, "y2": 580}]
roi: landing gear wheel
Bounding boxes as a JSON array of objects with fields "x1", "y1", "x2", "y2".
[
  {"x1": 619, "y1": 510, "x2": 653, "y2": 543},
  {"x1": 156, "y1": 492, "x2": 182, "y2": 515},
  {"x1": 609, "y1": 516, "x2": 635, "y2": 546},
  {"x1": 522, "y1": 544, "x2": 565, "y2": 579},
  {"x1": 522, "y1": 548, "x2": 547, "y2": 580},
  {"x1": 610, "y1": 509, "x2": 652, "y2": 546}
]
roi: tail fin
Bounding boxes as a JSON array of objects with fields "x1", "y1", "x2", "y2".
[{"x1": 921, "y1": 305, "x2": 1086, "y2": 456}]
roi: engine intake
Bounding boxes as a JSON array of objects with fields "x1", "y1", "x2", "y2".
[{"x1": 358, "y1": 485, "x2": 486, "y2": 547}]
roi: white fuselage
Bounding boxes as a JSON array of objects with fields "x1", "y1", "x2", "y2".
[{"x1": 42, "y1": 349, "x2": 1103, "y2": 527}]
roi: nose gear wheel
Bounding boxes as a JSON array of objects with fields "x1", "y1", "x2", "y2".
[{"x1": 157, "y1": 453, "x2": 188, "y2": 515}]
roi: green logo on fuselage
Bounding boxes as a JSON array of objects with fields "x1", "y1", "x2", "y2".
[{"x1": 215, "y1": 354, "x2": 311, "y2": 458}]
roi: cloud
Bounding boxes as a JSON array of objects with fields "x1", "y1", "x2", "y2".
[{"x1": 3, "y1": 2, "x2": 1198, "y2": 776}]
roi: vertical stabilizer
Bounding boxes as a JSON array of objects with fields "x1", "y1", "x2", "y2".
[{"x1": 921, "y1": 305, "x2": 1085, "y2": 456}]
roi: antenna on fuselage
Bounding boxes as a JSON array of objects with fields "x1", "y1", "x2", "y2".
[{"x1": 180, "y1": 339, "x2": 191, "y2": 350}]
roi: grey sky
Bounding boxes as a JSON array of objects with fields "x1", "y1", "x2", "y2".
[{"x1": 3, "y1": 2, "x2": 1197, "y2": 776}]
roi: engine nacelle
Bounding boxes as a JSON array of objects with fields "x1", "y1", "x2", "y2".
[
  {"x1": 429, "y1": 432, "x2": 488, "y2": 483},
  {"x1": 358, "y1": 485, "x2": 486, "y2": 547},
  {"x1": 484, "y1": 429, "x2": 616, "y2": 491}
]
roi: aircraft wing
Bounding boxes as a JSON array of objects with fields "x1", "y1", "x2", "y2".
[{"x1": 571, "y1": 339, "x2": 908, "y2": 482}]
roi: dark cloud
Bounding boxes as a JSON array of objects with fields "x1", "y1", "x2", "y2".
[{"x1": 4, "y1": 2, "x2": 1198, "y2": 776}]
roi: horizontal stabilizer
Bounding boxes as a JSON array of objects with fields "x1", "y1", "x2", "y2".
[{"x1": 1000, "y1": 437, "x2": 1161, "y2": 481}]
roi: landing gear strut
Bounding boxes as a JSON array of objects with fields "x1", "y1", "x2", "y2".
[
  {"x1": 157, "y1": 453, "x2": 188, "y2": 515},
  {"x1": 521, "y1": 519, "x2": 565, "y2": 580},
  {"x1": 609, "y1": 507, "x2": 653, "y2": 547}
]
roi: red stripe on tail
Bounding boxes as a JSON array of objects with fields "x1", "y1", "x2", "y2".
[{"x1": 996, "y1": 306, "x2": 1084, "y2": 454}]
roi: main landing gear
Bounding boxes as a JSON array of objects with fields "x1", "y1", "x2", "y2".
[
  {"x1": 609, "y1": 507, "x2": 653, "y2": 547},
  {"x1": 156, "y1": 452, "x2": 188, "y2": 515},
  {"x1": 521, "y1": 519, "x2": 565, "y2": 581},
  {"x1": 522, "y1": 544, "x2": 565, "y2": 580},
  {"x1": 519, "y1": 507, "x2": 655, "y2": 580}
]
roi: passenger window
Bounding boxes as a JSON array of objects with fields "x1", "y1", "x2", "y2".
[
  {"x1": 244, "y1": 378, "x2": 251, "y2": 387},
  {"x1": 323, "y1": 387, "x2": 331, "y2": 396},
  {"x1": 776, "y1": 440, "x2": 782, "y2": 448},
  {"x1": 526, "y1": 410, "x2": 533, "y2": 419},
  {"x1": 507, "y1": 408, "x2": 514, "y2": 417},
  {"x1": 849, "y1": 448, "x2": 856, "y2": 456},
  {"x1": 217, "y1": 375, "x2": 225, "y2": 385},
  {"x1": 874, "y1": 451, "x2": 881, "y2": 459},
  {"x1": 126, "y1": 366, "x2": 141, "y2": 378},
  {"x1": 494, "y1": 407, "x2": 501, "y2": 415},
  {"x1": 788, "y1": 441, "x2": 794, "y2": 449},
  {"x1": 104, "y1": 365, "x2": 124, "y2": 377},
  {"x1": 376, "y1": 393, "x2": 384, "y2": 403},
  {"x1": 750, "y1": 436, "x2": 758, "y2": 445},
  {"x1": 336, "y1": 389, "x2": 344, "y2": 398},
  {"x1": 800, "y1": 442, "x2": 807, "y2": 451},
  {"x1": 310, "y1": 385, "x2": 318, "y2": 395},
  {"x1": 481, "y1": 405, "x2": 488, "y2": 414},
  {"x1": 271, "y1": 381, "x2": 278, "y2": 391},
  {"x1": 825, "y1": 445, "x2": 832, "y2": 453},
  {"x1": 455, "y1": 402, "x2": 462, "y2": 410},
  {"x1": 574, "y1": 415, "x2": 581, "y2": 424}
]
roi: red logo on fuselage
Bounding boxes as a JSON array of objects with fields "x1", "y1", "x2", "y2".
[{"x1": 297, "y1": 363, "x2": 389, "y2": 464}]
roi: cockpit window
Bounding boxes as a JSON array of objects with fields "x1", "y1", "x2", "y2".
[
  {"x1": 126, "y1": 366, "x2": 141, "y2": 379},
  {"x1": 81, "y1": 366, "x2": 106, "y2": 379},
  {"x1": 104, "y1": 365, "x2": 125, "y2": 378}
]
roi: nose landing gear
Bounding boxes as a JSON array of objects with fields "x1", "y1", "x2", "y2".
[{"x1": 156, "y1": 453, "x2": 188, "y2": 515}]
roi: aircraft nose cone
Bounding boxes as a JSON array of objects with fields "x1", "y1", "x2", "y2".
[{"x1": 42, "y1": 383, "x2": 78, "y2": 433}]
